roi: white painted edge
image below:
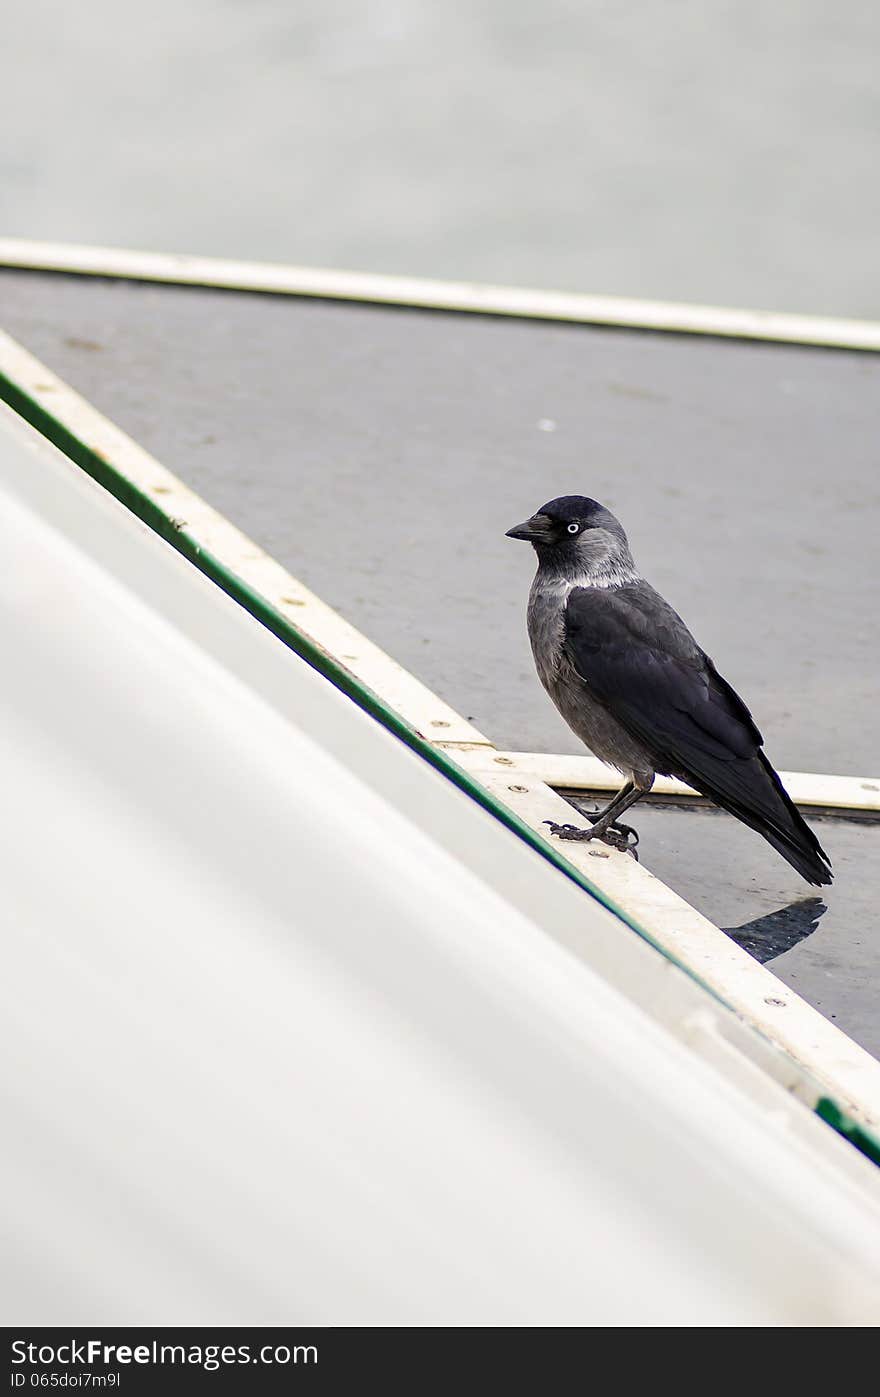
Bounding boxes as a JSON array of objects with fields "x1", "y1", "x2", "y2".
[
  {"x1": 2, "y1": 326, "x2": 879, "y2": 1130},
  {"x1": 1, "y1": 238, "x2": 880, "y2": 351},
  {"x1": 474, "y1": 751, "x2": 880, "y2": 814}
]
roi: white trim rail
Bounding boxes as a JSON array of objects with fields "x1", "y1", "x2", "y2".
[
  {"x1": 468, "y1": 751, "x2": 880, "y2": 815},
  {"x1": 1, "y1": 238, "x2": 879, "y2": 351}
]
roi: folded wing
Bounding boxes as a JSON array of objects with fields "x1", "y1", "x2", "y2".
[{"x1": 564, "y1": 583, "x2": 832, "y2": 885}]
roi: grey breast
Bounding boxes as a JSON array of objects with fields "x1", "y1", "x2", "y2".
[{"x1": 526, "y1": 576, "x2": 655, "y2": 780}]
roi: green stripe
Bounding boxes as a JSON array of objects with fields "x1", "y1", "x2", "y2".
[
  {"x1": 816, "y1": 1099, "x2": 880, "y2": 1168},
  {"x1": 4, "y1": 365, "x2": 879, "y2": 1172}
]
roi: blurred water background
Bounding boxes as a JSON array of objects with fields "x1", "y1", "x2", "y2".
[{"x1": 3, "y1": 1, "x2": 879, "y2": 315}]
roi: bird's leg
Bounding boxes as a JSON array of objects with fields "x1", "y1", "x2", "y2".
[
  {"x1": 588, "y1": 784, "x2": 646, "y2": 850},
  {"x1": 545, "y1": 781, "x2": 645, "y2": 852}
]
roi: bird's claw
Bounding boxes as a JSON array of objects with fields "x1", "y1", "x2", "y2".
[
  {"x1": 543, "y1": 821, "x2": 595, "y2": 842},
  {"x1": 597, "y1": 825, "x2": 640, "y2": 857},
  {"x1": 543, "y1": 818, "x2": 640, "y2": 859},
  {"x1": 606, "y1": 821, "x2": 639, "y2": 850}
]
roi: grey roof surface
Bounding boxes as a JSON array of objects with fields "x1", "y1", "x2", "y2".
[{"x1": 1, "y1": 268, "x2": 877, "y2": 1053}]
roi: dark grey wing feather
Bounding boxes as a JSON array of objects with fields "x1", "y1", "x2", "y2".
[{"x1": 564, "y1": 583, "x2": 832, "y2": 885}]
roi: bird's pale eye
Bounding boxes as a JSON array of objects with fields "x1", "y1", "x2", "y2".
[{"x1": 567, "y1": 522, "x2": 580, "y2": 534}]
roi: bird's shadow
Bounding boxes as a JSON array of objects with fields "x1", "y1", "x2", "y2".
[{"x1": 722, "y1": 898, "x2": 827, "y2": 965}]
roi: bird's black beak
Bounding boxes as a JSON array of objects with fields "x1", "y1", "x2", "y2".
[{"x1": 505, "y1": 512, "x2": 555, "y2": 543}]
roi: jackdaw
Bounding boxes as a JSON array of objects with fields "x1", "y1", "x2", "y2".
[{"x1": 506, "y1": 495, "x2": 832, "y2": 885}]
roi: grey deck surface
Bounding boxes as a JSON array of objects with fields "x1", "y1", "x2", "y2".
[{"x1": 2, "y1": 269, "x2": 877, "y2": 1053}]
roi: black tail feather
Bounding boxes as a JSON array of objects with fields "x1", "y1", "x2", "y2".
[{"x1": 689, "y1": 752, "x2": 833, "y2": 886}]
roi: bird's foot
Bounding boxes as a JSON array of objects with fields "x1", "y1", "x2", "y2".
[{"x1": 543, "y1": 819, "x2": 640, "y2": 859}]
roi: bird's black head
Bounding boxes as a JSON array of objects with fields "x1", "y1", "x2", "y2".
[{"x1": 505, "y1": 495, "x2": 628, "y2": 553}]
